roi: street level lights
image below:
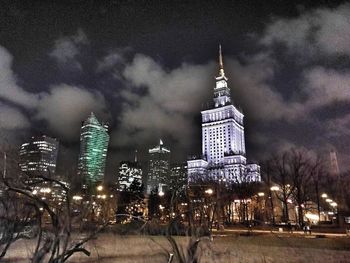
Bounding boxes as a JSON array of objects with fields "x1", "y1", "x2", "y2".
[{"x1": 205, "y1": 188, "x2": 214, "y2": 195}]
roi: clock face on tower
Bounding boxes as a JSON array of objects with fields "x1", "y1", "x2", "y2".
[{"x1": 216, "y1": 80, "x2": 226, "y2": 89}]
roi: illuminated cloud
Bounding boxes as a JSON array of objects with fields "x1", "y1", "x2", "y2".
[
  {"x1": 49, "y1": 29, "x2": 88, "y2": 70},
  {"x1": 0, "y1": 46, "x2": 38, "y2": 108},
  {"x1": 262, "y1": 4, "x2": 350, "y2": 57},
  {"x1": 0, "y1": 103, "x2": 30, "y2": 130},
  {"x1": 35, "y1": 84, "x2": 108, "y2": 140}
]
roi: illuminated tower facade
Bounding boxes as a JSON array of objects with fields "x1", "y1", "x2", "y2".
[
  {"x1": 117, "y1": 160, "x2": 143, "y2": 191},
  {"x1": 187, "y1": 46, "x2": 260, "y2": 183},
  {"x1": 78, "y1": 112, "x2": 109, "y2": 185},
  {"x1": 19, "y1": 135, "x2": 59, "y2": 176},
  {"x1": 146, "y1": 140, "x2": 170, "y2": 194}
]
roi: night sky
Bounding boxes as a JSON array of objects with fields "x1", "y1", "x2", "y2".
[{"x1": 1, "y1": 0, "x2": 350, "y2": 180}]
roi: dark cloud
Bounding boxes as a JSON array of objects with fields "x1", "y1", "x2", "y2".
[{"x1": 49, "y1": 29, "x2": 89, "y2": 70}]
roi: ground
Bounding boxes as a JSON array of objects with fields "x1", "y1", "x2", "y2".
[{"x1": 4, "y1": 232, "x2": 350, "y2": 262}]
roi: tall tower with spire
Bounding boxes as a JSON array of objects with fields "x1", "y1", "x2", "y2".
[
  {"x1": 187, "y1": 46, "x2": 260, "y2": 183},
  {"x1": 214, "y1": 45, "x2": 231, "y2": 107}
]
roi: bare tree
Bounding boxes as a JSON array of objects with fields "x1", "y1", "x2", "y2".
[
  {"x1": 289, "y1": 149, "x2": 315, "y2": 226},
  {"x1": 261, "y1": 159, "x2": 276, "y2": 225},
  {"x1": 269, "y1": 152, "x2": 295, "y2": 223}
]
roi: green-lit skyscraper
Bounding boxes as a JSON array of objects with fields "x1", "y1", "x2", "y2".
[{"x1": 78, "y1": 112, "x2": 109, "y2": 186}]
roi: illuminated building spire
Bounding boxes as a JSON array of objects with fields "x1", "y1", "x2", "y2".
[
  {"x1": 218, "y1": 44, "x2": 225, "y2": 77},
  {"x1": 214, "y1": 45, "x2": 230, "y2": 107}
]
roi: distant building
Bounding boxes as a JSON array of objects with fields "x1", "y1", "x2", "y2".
[
  {"x1": 117, "y1": 161, "x2": 143, "y2": 191},
  {"x1": 77, "y1": 112, "x2": 109, "y2": 186},
  {"x1": 170, "y1": 162, "x2": 188, "y2": 192},
  {"x1": 146, "y1": 140, "x2": 170, "y2": 194},
  {"x1": 329, "y1": 150, "x2": 340, "y2": 177},
  {"x1": 187, "y1": 46, "x2": 260, "y2": 183},
  {"x1": 19, "y1": 135, "x2": 59, "y2": 176}
]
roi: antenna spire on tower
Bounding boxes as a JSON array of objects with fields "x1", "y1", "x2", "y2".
[{"x1": 218, "y1": 44, "x2": 225, "y2": 77}]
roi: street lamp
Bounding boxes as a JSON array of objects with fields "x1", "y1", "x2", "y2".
[
  {"x1": 73, "y1": 195, "x2": 83, "y2": 201},
  {"x1": 97, "y1": 185, "x2": 103, "y2": 191},
  {"x1": 321, "y1": 193, "x2": 328, "y2": 198},
  {"x1": 270, "y1": 186, "x2": 280, "y2": 191},
  {"x1": 205, "y1": 188, "x2": 214, "y2": 195}
]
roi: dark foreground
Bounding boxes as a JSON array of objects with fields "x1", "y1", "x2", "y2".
[{"x1": 4, "y1": 232, "x2": 350, "y2": 262}]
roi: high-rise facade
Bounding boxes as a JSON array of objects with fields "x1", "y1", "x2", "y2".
[
  {"x1": 19, "y1": 135, "x2": 59, "y2": 176},
  {"x1": 187, "y1": 46, "x2": 260, "y2": 183},
  {"x1": 170, "y1": 162, "x2": 188, "y2": 192},
  {"x1": 146, "y1": 140, "x2": 170, "y2": 194},
  {"x1": 77, "y1": 112, "x2": 109, "y2": 185},
  {"x1": 117, "y1": 161, "x2": 143, "y2": 191}
]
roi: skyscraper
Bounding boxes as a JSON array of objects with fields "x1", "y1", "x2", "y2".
[
  {"x1": 146, "y1": 140, "x2": 170, "y2": 194},
  {"x1": 329, "y1": 150, "x2": 340, "y2": 177},
  {"x1": 19, "y1": 135, "x2": 59, "y2": 176},
  {"x1": 187, "y1": 46, "x2": 260, "y2": 183},
  {"x1": 170, "y1": 162, "x2": 188, "y2": 192},
  {"x1": 77, "y1": 112, "x2": 109, "y2": 185},
  {"x1": 117, "y1": 160, "x2": 143, "y2": 192}
]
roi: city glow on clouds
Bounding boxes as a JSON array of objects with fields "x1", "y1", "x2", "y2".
[
  {"x1": 0, "y1": 3, "x2": 349, "y2": 165},
  {"x1": 261, "y1": 4, "x2": 350, "y2": 56},
  {"x1": 49, "y1": 28, "x2": 89, "y2": 70},
  {"x1": 0, "y1": 32, "x2": 108, "y2": 139}
]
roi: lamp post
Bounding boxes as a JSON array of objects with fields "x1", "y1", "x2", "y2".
[{"x1": 270, "y1": 186, "x2": 280, "y2": 225}]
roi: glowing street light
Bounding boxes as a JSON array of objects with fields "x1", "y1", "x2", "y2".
[
  {"x1": 158, "y1": 191, "x2": 165, "y2": 197},
  {"x1": 330, "y1": 202, "x2": 337, "y2": 207},
  {"x1": 40, "y1": 187, "x2": 51, "y2": 193},
  {"x1": 326, "y1": 198, "x2": 333, "y2": 203},
  {"x1": 270, "y1": 186, "x2": 280, "y2": 191},
  {"x1": 257, "y1": 192, "x2": 265, "y2": 197},
  {"x1": 97, "y1": 185, "x2": 103, "y2": 191},
  {"x1": 321, "y1": 193, "x2": 328, "y2": 198},
  {"x1": 205, "y1": 188, "x2": 214, "y2": 195},
  {"x1": 72, "y1": 195, "x2": 83, "y2": 201}
]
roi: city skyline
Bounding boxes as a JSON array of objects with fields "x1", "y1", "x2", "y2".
[
  {"x1": 0, "y1": 1, "x2": 350, "y2": 180},
  {"x1": 1, "y1": 2, "x2": 350, "y2": 261}
]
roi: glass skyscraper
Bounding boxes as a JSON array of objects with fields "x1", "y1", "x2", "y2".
[
  {"x1": 77, "y1": 112, "x2": 109, "y2": 185},
  {"x1": 19, "y1": 135, "x2": 59, "y2": 176}
]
